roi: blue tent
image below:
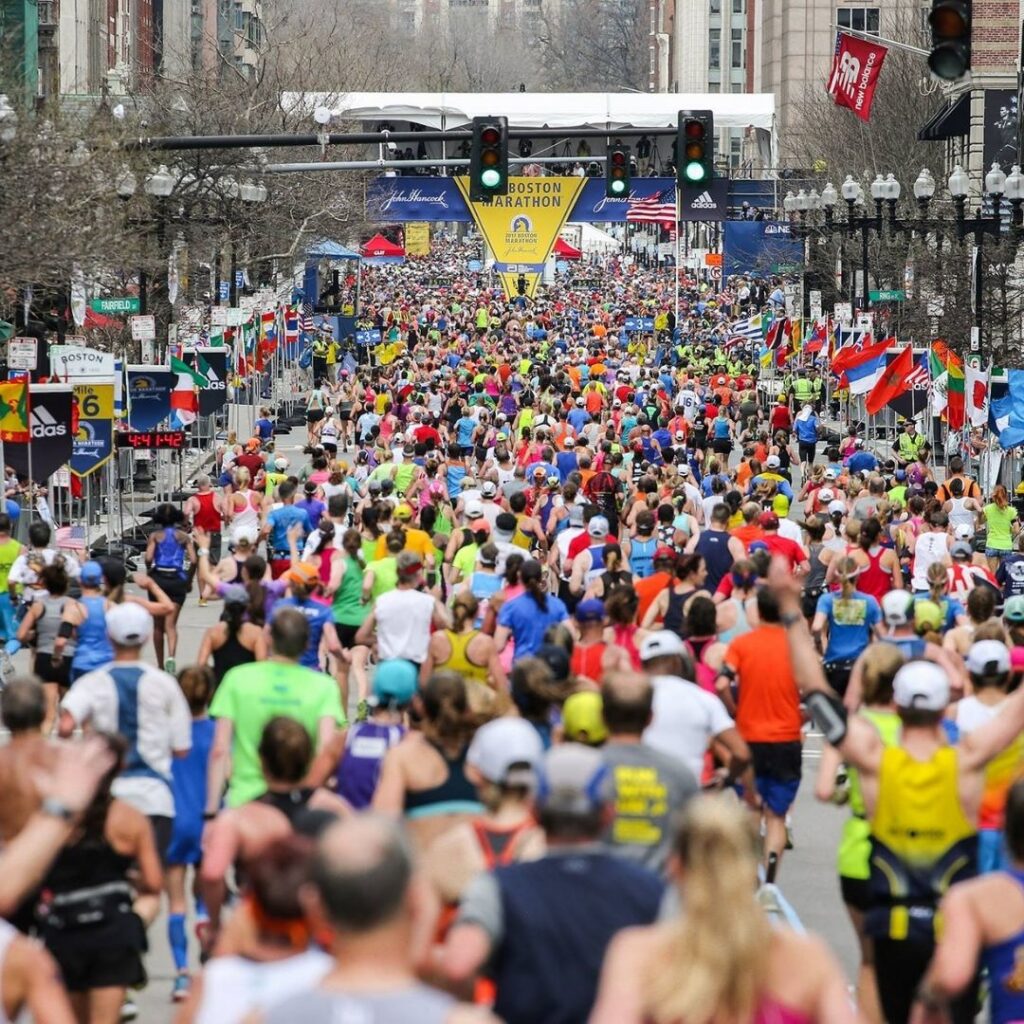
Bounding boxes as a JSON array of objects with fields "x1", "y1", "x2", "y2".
[{"x1": 306, "y1": 239, "x2": 362, "y2": 260}]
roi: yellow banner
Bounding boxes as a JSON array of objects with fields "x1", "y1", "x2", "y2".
[
  {"x1": 497, "y1": 271, "x2": 542, "y2": 300},
  {"x1": 71, "y1": 382, "x2": 114, "y2": 478},
  {"x1": 455, "y1": 176, "x2": 585, "y2": 299},
  {"x1": 405, "y1": 223, "x2": 430, "y2": 256}
]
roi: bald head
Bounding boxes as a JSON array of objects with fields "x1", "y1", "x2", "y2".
[
  {"x1": 601, "y1": 671, "x2": 653, "y2": 735},
  {"x1": 310, "y1": 815, "x2": 413, "y2": 933}
]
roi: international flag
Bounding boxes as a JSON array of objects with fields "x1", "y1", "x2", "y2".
[
  {"x1": 929, "y1": 340, "x2": 964, "y2": 429},
  {"x1": 765, "y1": 318, "x2": 788, "y2": 352},
  {"x1": 300, "y1": 301, "x2": 315, "y2": 335},
  {"x1": 626, "y1": 190, "x2": 677, "y2": 225},
  {"x1": 730, "y1": 315, "x2": 763, "y2": 340},
  {"x1": 966, "y1": 361, "x2": 989, "y2": 427},
  {"x1": 866, "y1": 346, "x2": 915, "y2": 414},
  {"x1": 993, "y1": 371, "x2": 1024, "y2": 449},
  {"x1": 846, "y1": 351, "x2": 887, "y2": 395},
  {"x1": 0, "y1": 378, "x2": 28, "y2": 442},
  {"x1": 169, "y1": 355, "x2": 204, "y2": 424},
  {"x1": 284, "y1": 306, "x2": 299, "y2": 343},
  {"x1": 831, "y1": 332, "x2": 892, "y2": 375},
  {"x1": 170, "y1": 355, "x2": 208, "y2": 388},
  {"x1": 805, "y1": 319, "x2": 828, "y2": 354}
]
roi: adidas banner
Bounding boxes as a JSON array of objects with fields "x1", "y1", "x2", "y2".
[
  {"x1": 6, "y1": 384, "x2": 73, "y2": 483},
  {"x1": 679, "y1": 178, "x2": 729, "y2": 222},
  {"x1": 184, "y1": 348, "x2": 229, "y2": 417}
]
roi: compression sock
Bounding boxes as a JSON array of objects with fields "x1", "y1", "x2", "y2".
[
  {"x1": 168, "y1": 913, "x2": 188, "y2": 973},
  {"x1": 194, "y1": 896, "x2": 208, "y2": 921}
]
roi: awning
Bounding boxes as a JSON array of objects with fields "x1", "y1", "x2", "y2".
[
  {"x1": 918, "y1": 94, "x2": 969, "y2": 142},
  {"x1": 307, "y1": 239, "x2": 362, "y2": 259}
]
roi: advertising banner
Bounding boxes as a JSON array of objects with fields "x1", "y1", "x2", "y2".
[
  {"x1": 827, "y1": 32, "x2": 888, "y2": 122},
  {"x1": 70, "y1": 382, "x2": 114, "y2": 477},
  {"x1": 723, "y1": 222, "x2": 805, "y2": 277},
  {"x1": 192, "y1": 348, "x2": 229, "y2": 418},
  {"x1": 6, "y1": 385, "x2": 73, "y2": 483},
  {"x1": 404, "y1": 223, "x2": 431, "y2": 256},
  {"x1": 455, "y1": 176, "x2": 586, "y2": 298},
  {"x1": 679, "y1": 178, "x2": 730, "y2": 222},
  {"x1": 49, "y1": 344, "x2": 116, "y2": 380},
  {"x1": 126, "y1": 366, "x2": 174, "y2": 431}
]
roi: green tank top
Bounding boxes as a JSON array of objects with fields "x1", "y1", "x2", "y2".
[
  {"x1": 332, "y1": 554, "x2": 369, "y2": 627},
  {"x1": 0, "y1": 538, "x2": 20, "y2": 591},
  {"x1": 837, "y1": 707, "x2": 901, "y2": 880}
]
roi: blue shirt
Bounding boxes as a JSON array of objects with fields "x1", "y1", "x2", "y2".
[
  {"x1": 456, "y1": 416, "x2": 477, "y2": 447},
  {"x1": 254, "y1": 417, "x2": 275, "y2": 440},
  {"x1": 171, "y1": 718, "x2": 215, "y2": 834},
  {"x1": 555, "y1": 451, "x2": 578, "y2": 483},
  {"x1": 815, "y1": 590, "x2": 881, "y2": 662},
  {"x1": 266, "y1": 505, "x2": 312, "y2": 555},
  {"x1": 848, "y1": 450, "x2": 878, "y2": 474},
  {"x1": 274, "y1": 596, "x2": 335, "y2": 669},
  {"x1": 567, "y1": 408, "x2": 591, "y2": 433},
  {"x1": 497, "y1": 592, "x2": 569, "y2": 659},
  {"x1": 795, "y1": 415, "x2": 819, "y2": 444}
]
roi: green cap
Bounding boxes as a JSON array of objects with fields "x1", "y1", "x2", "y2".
[{"x1": 1005, "y1": 595, "x2": 1024, "y2": 624}]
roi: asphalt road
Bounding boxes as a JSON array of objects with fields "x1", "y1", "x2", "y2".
[{"x1": 15, "y1": 419, "x2": 859, "y2": 1020}]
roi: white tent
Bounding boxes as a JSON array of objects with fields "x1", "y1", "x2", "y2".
[
  {"x1": 563, "y1": 222, "x2": 620, "y2": 255},
  {"x1": 284, "y1": 91, "x2": 775, "y2": 134}
]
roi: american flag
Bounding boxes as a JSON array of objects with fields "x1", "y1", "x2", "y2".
[
  {"x1": 299, "y1": 300, "x2": 314, "y2": 334},
  {"x1": 55, "y1": 525, "x2": 86, "y2": 551},
  {"x1": 626, "y1": 191, "x2": 677, "y2": 225}
]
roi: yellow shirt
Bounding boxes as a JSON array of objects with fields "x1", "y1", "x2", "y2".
[{"x1": 373, "y1": 527, "x2": 434, "y2": 564}]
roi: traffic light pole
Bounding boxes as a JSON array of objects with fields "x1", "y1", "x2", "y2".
[{"x1": 259, "y1": 156, "x2": 609, "y2": 174}]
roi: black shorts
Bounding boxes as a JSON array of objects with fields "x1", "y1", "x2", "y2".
[
  {"x1": 799, "y1": 441, "x2": 817, "y2": 463},
  {"x1": 34, "y1": 652, "x2": 71, "y2": 688},
  {"x1": 306, "y1": 409, "x2": 325, "y2": 424},
  {"x1": 152, "y1": 570, "x2": 188, "y2": 606},
  {"x1": 749, "y1": 740, "x2": 803, "y2": 782},
  {"x1": 335, "y1": 623, "x2": 363, "y2": 649},
  {"x1": 43, "y1": 913, "x2": 148, "y2": 992},
  {"x1": 149, "y1": 813, "x2": 173, "y2": 866},
  {"x1": 338, "y1": 410, "x2": 352, "y2": 422},
  {"x1": 712, "y1": 439, "x2": 732, "y2": 455},
  {"x1": 840, "y1": 874, "x2": 872, "y2": 912}
]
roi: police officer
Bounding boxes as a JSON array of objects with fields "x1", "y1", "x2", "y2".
[
  {"x1": 310, "y1": 330, "x2": 330, "y2": 387},
  {"x1": 895, "y1": 420, "x2": 926, "y2": 467},
  {"x1": 809, "y1": 367, "x2": 824, "y2": 412},
  {"x1": 793, "y1": 368, "x2": 814, "y2": 409}
]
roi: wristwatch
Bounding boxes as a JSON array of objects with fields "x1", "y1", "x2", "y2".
[
  {"x1": 197, "y1": 548, "x2": 210, "y2": 558},
  {"x1": 40, "y1": 797, "x2": 78, "y2": 822}
]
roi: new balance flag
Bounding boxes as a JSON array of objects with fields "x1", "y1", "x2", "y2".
[{"x1": 827, "y1": 32, "x2": 888, "y2": 122}]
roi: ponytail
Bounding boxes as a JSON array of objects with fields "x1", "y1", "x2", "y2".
[
  {"x1": 859, "y1": 517, "x2": 881, "y2": 552},
  {"x1": 223, "y1": 600, "x2": 246, "y2": 637},
  {"x1": 451, "y1": 594, "x2": 479, "y2": 632},
  {"x1": 603, "y1": 543, "x2": 622, "y2": 574},
  {"x1": 522, "y1": 560, "x2": 549, "y2": 612}
]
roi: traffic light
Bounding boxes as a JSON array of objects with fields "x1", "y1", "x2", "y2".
[
  {"x1": 677, "y1": 110, "x2": 714, "y2": 188},
  {"x1": 928, "y1": 0, "x2": 970, "y2": 79},
  {"x1": 606, "y1": 144, "x2": 631, "y2": 198},
  {"x1": 470, "y1": 116, "x2": 509, "y2": 201}
]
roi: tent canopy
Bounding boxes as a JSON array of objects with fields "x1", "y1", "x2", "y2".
[
  {"x1": 553, "y1": 237, "x2": 582, "y2": 260},
  {"x1": 307, "y1": 239, "x2": 362, "y2": 259},
  {"x1": 284, "y1": 91, "x2": 775, "y2": 133},
  {"x1": 361, "y1": 233, "x2": 405, "y2": 257}
]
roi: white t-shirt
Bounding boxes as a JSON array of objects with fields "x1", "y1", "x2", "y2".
[
  {"x1": 777, "y1": 518, "x2": 804, "y2": 545},
  {"x1": 61, "y1": 660, "x2": 192, "y2": 817},
  {"x1": 912, "y1": 531, "x2": 949, "y2": 592},
  {"x1": 643, "y1": 674, "x2": 735, "y2": 780},
  {"x1": 374, "y1": 588, "x2": 436, "y2": 663},
  {"x1": 9, "y1": 547, "x2": 81, "y2": 586}
]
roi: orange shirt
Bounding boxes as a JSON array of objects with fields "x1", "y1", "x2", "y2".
[
  {"x1": 735, "y1": 461, "x2": 753, "y2": 489},
  {"x1": 724, "y1": 625, "x2": 802, "y2": 743},
  {"x1": 635, "y1": 571, "x2": 672, "y2": 624},
  {"x1": 730, "y1": 523, "x2": 764, "y2": 549}
]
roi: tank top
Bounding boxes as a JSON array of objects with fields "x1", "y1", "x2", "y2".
[
  {"x1": 212, "y1": 625, "x2": 255, "y2": 681},
  {"x1": 35, "y1": 594, "x2": 74, "y2": 656},
  {"x1": 982, "y1": 869, "x2": 1024, "y2": 1024},
  {"x1": 472, "y1": 817, "x2": 537, "y2": 869},
  {"x1": 256, "y1": 787, "x2": 315, "y2": 828},
  {"x1": 336, "y1": 721, "x2": 406, "y2": 809},
  {"x1": 263, "y1": 985, "x2": 457, "y2": 1024},
  {"x1": 584, "y1": 543, "x2": 607, "y2": 585},
  {"x1": 859, "y1": 547, "x2": 891, "y2": 602},
  {"x1": 440, "y1": 629, "x2": 489, "y2": 684},
  {"x1": 611, "y1": 623, "x2": 642, "y2": 669},
  {"x1": 403, "y1": 740, "x2": 484, "y2": 820},
  {"x1": 630, "y1": 535, "x2": 657, "y2": 579},
  {"x1": 868, "y1": 744, "x2": 977, "y2": 942},
  {"x1": 803, "y1": 543, "x2": 828, "y2": 593},
  {"x1": 316, "y1": 547, "x2": 335, "y2": 587},
  {"x1": 948, "y1": 496, "x2": 976, "y2": 531},
  {"x1": 332, "y1": 554, "x2": 368, "y2": 627},
  {"x1": 663, "y1": 587, "x2": 697, "y2": 637},
  {"x1": 232, "y1": 491, "x2": 260, "y2": 537},
  {"x1": 571, "y1": 641, "x2": 607, "y2": 682},
  {"x1": 153, "y1": 528, "x2": 185, "y2": 578},
  {"x1": 0, "y1": 537, "x2": 21, "y2": 592},
  {"x1": 72, "y1": 595, "x2": 113, "y2": 672},
  {"x1": 713, "y1": 417, "x2": 731, "y2": 440},
  {"x1": 717, "y1": 596, "x2": 751, "y2": 645},
  {"x1": 192, "y1": 491, "x2": 222, "y2": 532},
  {"x1": 695, "y1": 529, "x2": 735, "y2": 593}
]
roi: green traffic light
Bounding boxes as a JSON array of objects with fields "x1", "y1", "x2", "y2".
[
  {"x1": 609, "y1": 179, "x2": 627, "y2": 195},
  {"x1": 481, "y1": 168, "x2": 502, "y2": 189},
  {"x1": 684, "y1": 161, "x2": 707, "y2": 182}
]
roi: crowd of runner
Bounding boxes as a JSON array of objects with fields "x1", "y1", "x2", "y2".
[{"x1": 4, "y1": 250, "x2": 1024, "y2": 1023}]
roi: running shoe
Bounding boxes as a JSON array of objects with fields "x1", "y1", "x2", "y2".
[
  {"x1": 120, "y1": 997, "x2": 138, "y2": 1021},
  {"x1": 171, "y1": 974, "x2": 191, "y2": 1003},
  {"x1": 164, "y1": 657, "x2": 176, "y2": 675}
]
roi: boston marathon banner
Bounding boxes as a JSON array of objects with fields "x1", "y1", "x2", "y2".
[
  {"x1": 126, "y1": 367, "x2": 174, "y2": 431},
  {"x1": 71, "y1": 382, "x2": 114, "y2": 478},
  {"x1": 369, "y1": 176, "x2": 676, "y2": 224},
  {"x1": 454, "y1": 176, "x2": 586, "y2": 299}
]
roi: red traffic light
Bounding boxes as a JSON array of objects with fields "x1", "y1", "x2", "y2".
[
  {"x1": 684, "y1": 120, "x2": 705, "y2": 139},
  {"x1": 480, "y1": 126, "x2": 501, "y2": 145},
  {"x1": 610, "y1": 150, "x2": 627, "y2": 167}
]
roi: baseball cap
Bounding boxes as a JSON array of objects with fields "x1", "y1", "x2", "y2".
[
  {"x1": 106, "y1": 602, "x2": 154, "y2": 647},
  {"x1": 640, "y1": 630, "x2": 688, "y2": 662},
  {"x1": 575, "y1": 396, "x2": 585, "y2": 406},
  {"x1": 394, "y1": 503, "x2": 415, "y2": 521},
  {"x1": 914, "y1": 600, "x2": 944, "y2": 632},
  {"x1": 274, "y1": 456, "x2": 289, "y2": 470},
  {"x1": 824, "y1": 468, "x2": 836, "y2": 480},
  {"x1": 951, "y1": 541, "x2": 973, "y2": 560},
  {"x1": 562, "y1": 692, "x2": 609, "y2": 745},
  {"x1": 80, "y1": 560, "x2": 104, "y2": 586},
  {"x1": 574, "y1": 598, "x2": 605, "y2": 623},
  {"x1": 481, "y1": 480, "x2": 497, "y2": 497},
  {"x1": 536, "y1": 643, "x2": 570, "y2": 681},
  {"x1": 284, "y1": 562, "x2": 319, "y2": 587},
  {"x1": 654, "y1": 545, "x2": 676, "y2": 562},
  {"x1": 893, "y1": 661, "x2": 950, "y2": 711},
  {"x1": 766, "y1": 454, "x2": 781, "y2": 468},
  {"x1": 954, "y1": 524, "x2": 974, "y2": 540},
  {"x1": 371, "y1": 659, "x2": 419, "y2": 707},
  {"x1": 881, "y1": 590, "x2": 915, "y2": 626},
  {"x1": 1006, "y1": 595, "x2": 1024, "y2": 623},
  {"x1": 222, "y1": 583, "x2": 249, "y2": 606},
  {"x1": 966, "y1": 639, "x2": 1011, "y2": 677},
  {"x1": 535, "y1": 743, "x2": 610, "y2": 814},
  {"x1": 587, "y1": 515, "x2": 610, "y2": 538},
  {"x1": 758, "y1": 511, "x2": 779, "y2": 529},
  {"x1": 674, "y1": 431, "x2": 686, "y2": 441},
  {"x1": 465, "y1": 499, "x2": 485, "y2": 520},
  {"x1": 467, "y1": 717, "x2": 544, "y2": 786},
  {"x1": 828, "y1": 499, "x2": 847, "y2": 515},
  {"x1": 678, "y1": 464, "x2": 691, "y2": 476},
  {"x1": 818, "y1": 488, "x2": 834, "y2": 502},
  {"x1": 564, "y1": 436, "x2": 575, "y2": 446}
]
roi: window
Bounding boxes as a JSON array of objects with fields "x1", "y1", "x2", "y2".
[
  {"x1": 708, "y1": 80, "x2": 720, "y2": 92},
  {"x1": 710, "y1": 0, "x2": 721, "y2": 12},
  {"x1": 709, "y1": 27, "x2": 721, "y2": 68},
  {"x1": 733, "y1": 0, "x2": 744, "y2": 13},
  {"x1": 837, "y1": 7, "x2": 880, "y2": 34},
  {"x1": 731, "y1": 27, "x2": 743, "y2": 67}
]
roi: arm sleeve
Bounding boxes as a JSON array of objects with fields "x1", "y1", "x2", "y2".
[{"x1": 455, "y1": 871, "x2": 504, "y2": 946}]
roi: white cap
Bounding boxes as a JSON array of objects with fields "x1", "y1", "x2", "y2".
[
  {"x1": 893, "y1": 661, "x2": 950, "y2": 711},
  {"x1": 678, "y1": 464, "x2": 690, "y2": 476},
  {"x1": 966, "y1": 639, "x2": 1011, "y2": 677},
  {"x1": 881, "y1": 590, "x2": 914, "y2": 626},
  {"x1": 828, "y1": 499, "x2": 847, "y2": 515},
  {"x1": 954, "y1": 524, "x2": 974, "y2": 540},
  {"x1": 766, "y1": 454, "x2": 781, "y2": 468},
  {"x1": 467, "y1": 718, "x2": 544, "y2": 785},
  {"x1": 481, "y1": 481, "x2": 497, "y2": 496},
  {"x1": 274, "y1": 456, "x2": 289, "y2": 470},
  {"x1": 106, "y1": 602, "x2": 154, "y2": 647},
  {"x1": 819, "y1": 488, "x2": 834, "y2": 502},
  {"x1": 587, "y1": 515, "x2": 610, "y2": 537},
  {"x1": 575, "y1": 396, "x2": 585, "y2": 406},
  {"x1": 640, "y1": 630, "x2": 688, "y2": 662},
  {"x1": 465, "y1": 499, "x2": 485, "y2": 520},
  {"x1": 824, "y1": 468, "x2": 837, "y2": 479}
]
